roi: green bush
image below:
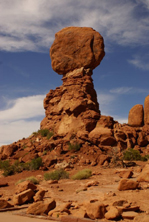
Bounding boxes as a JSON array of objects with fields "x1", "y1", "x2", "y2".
[
  {"x1": 68, "y1": 142, "x2": 80, "y2": 152},
  {"x1": 123, "y1": 148, "x2": 142, "y2": 161},
  {"x1": 0, "y1": 157, "x2": 43, "y2": 177},
  {"x1": 38, "y1": 129, "x2": 54, "y2": 139},
  {"x1": 15, "y1": 176, "x2": 39, "y2": 185},
  {"x1": 29, "y1": 157, "x2": 43, "y2": 170},
  {"x1": 0, "y1": 160, "x2": 14, "y2": 176},
  {"x1": 0, "y1": 160, "x2": 10, "y2": 170},
  {"x1": 44, "y1": 169, "x2": 69, "y2": 181},
  {"x1": 47, "y1": 131, "x2": 54, "y2": 139},
  {"x1": 72, "y1": 169, "x2": 92, "y2": 180}
]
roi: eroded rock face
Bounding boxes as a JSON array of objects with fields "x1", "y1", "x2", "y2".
[
  {"x1": 144, "y1": 95, "x2": 149, "y2": 125},
  {"x1": 41, "y1": 68, "x2": 100, "y2": 137},
  {"x1": 128, "y1": 104, "x2": 144, "y2": 127},
  {"x1": 50, "y1": 27, "x2": 105, "y2": 75}
]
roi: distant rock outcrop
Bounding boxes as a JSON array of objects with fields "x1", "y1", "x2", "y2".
[
  {"x1": 144, "y1": 95, "x2": 149, "y2": 125},
  {"x1": 128, "y1": 104, "x2": 144, "y2": 127}
]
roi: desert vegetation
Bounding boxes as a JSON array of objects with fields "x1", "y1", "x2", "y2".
[{"x1": 0, "y1": 157, "x2": 43, "y2": 177}]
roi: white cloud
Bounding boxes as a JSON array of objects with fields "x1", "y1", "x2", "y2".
[
  {"x1": 0, "y1": 0, "x2": 148, "y2": 52},
  {"x1": 110, "y1": 87, "x2": 133, "y2": 94},
  {"x1": 0, "y1": 95, "x2": 45, "y2": 145},
  {"x1": 110, "y1": 87, "x2": 149, "y2": 95},
  {"x1": 128, "y1": 54, "x2": 149, "y2": 70},
  {"x1": 0, "y1": 120, "x2": 41, "y2": 146},
  {"x1": 97, "y1": 92, "x2": 116, "y2": 116},
  {"x1": 0, "y1": 95, "x2": 45, "y2": 122},
  {"x1": 97, "y1": 92, "x2": 128, "y2": 124},
  {"x1": 113, "y1": 116, "x2": 128, "y2": 124}
]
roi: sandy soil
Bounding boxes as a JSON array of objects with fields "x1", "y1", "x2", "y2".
[
  {"x1": 1, "y1": 212, "x2": 58, "y2": 222},
  {"x1": 0, "y1": 162, "x2": 149, "y2": 222}
]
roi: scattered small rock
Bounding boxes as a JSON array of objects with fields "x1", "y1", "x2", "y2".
[
  {"x1": 27, "y1": 199, "x2": 56, "y2": 215},
  {"x1": 118, "y1": 178, "x2": 139, "y2": 191},
  {"x1": 122, "y1": 211, "x2": 138, "y2": 219},
  {"x1": 105, "y1": 206, "x2": 121, "y2": 220}
]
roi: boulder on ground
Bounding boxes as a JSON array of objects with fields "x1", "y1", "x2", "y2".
[
  {"x1": 85, "y1": 202, "x2": 106, "y2": 219},
  {"x1": 27, "y1": 199, "x2": 56, "y2": 215},
  {"x1": 134, "y1": 215, "x2": 149, "y2": 222},
  {"x1": 13, "y1": 189, "x2": 35, "y2": 205},
  {"x1": 50, "y1": 27, "x2": 105, "y2": 75},
  {"x1": 118, "y1": 179, "x2": 138, "y2": 191},
  {"x1": 137, "y1": 163, "x2": 149, "y2": 182},
  {"x1": 105, "y1": 206, "x2": 121, "y2": 220},
  {"x1": 15, "y1": 180, "x2": 37, "y2": 194},
  {"x1": 119, "y1": 170, "x2": 133, "y2": 179},
  {"x1": 0, "y1": 199, "x2": 13, "y2": 209},
  {"x1": 122, "y1": 211, "x2": 138, "y2": 220},
  {"x1": 33, "y1": 190, "x2": 46, "y2": 202}
]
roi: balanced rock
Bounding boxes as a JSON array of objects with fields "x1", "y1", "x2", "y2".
[
  {"x1": 50, "y1": 27, "x2": 105, "y2": 75},
  {"x1": 144, "y1": 95, "x2": 149, "y2": 125},
  {"x1": 128, "y1": 104, "x2": 144, "y2": 127}
]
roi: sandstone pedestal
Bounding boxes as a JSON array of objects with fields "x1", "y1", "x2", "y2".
[{"x1": 41, "y1": 68, "x2": 100, "y2": 137}]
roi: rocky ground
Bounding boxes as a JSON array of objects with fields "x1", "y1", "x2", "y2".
[{"x1": 0, "y1": 160, "x2": 149, "y2": 222}]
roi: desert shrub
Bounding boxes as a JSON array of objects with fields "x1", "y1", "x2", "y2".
[
  {"x1": 68, "y1": 142, "x2": 80, "y2": 152},
  {"x1": 38, "y1": 129, "x2": 54, "y2": 139},
  {"x1": 72, "y1": 169, "x2": 92, "y2": 180},
  {"x1": 47, "y1": 131, "x2": 54, "y2": 139},
  {"x1": 0, "y1": 160, "x2": 14, "y2": 176},
  {"x1": 29, "y1": 157, "x2": 43, "y2": 170},
  {"x1": 15, "y1": 179, "x2": 25, "y2": 185},
  {"x1": 18, "y1": 176, "x2": 39, "y2": 184},
  {"x1": 123, "y1": 148, "x2": 142, "y2": 161},
  {"x1": 15, "y1": 176, "x2": 39, "y2": 185},
  {"x1": 0, "y1": 160, "x2": 10, "y2": 170},
  {"x1": 0, "y1": 157, "x2": 43, "y2": 177},
  {"x1": 43, "y1": 150, "x2": 47, "y2": 155},
  {"x1": 44, "y1": 169, "x2": 69, "y2": 181},
  {"x1": 140, "y1": 154, "x2": 149, "y2": 161},
  {"x1": 33, "y1": 131, "x2": 38, "y2": 136}
]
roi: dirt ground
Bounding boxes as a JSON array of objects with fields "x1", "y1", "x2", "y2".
[{"x1": 0, "y1": 162, "x2": 149, "y2": 222}]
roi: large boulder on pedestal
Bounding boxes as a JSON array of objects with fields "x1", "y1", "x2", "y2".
[
  {"x1": 50, "y1": 27, "x2": 105, "y2": 75},
  {"x1": 41, "y1": 27, "x2": 105, "y2": 139}
]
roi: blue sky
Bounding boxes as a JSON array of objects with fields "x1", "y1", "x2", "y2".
[{"x1": 0, "y1": 0, "x2": 149, "y2": 146}]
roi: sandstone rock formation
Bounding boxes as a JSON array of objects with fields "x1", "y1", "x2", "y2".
[
  {"x1": 128, "y1": 104, "x2": 144, "y2": 127},
  {"x1": 41, "y1": 67, "x2": 100, "y2": 137},
  {"x1": 41, "y1": 27, "x2": 106, "y2": 138},
  {"x1": 50, "y1": 27, "x2": 105, "y2": 75},
  {"x1": 1, "y1": 27, "x2": 149, "y2": 171},
  {"x1": 144, "y1": 95, "x2": 149, "y2": 125}
]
